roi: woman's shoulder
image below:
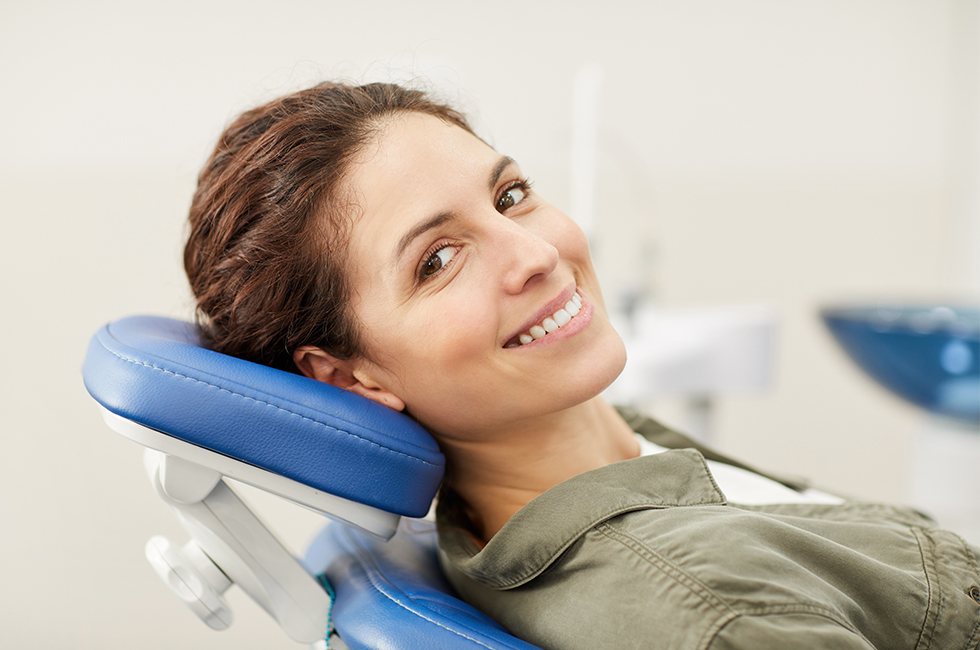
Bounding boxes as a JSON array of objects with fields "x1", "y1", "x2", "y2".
[{"x1": 436, "y1": 456, "x2": 952, "y2": 649}]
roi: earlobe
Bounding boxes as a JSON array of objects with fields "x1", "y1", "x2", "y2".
[{"x1": 293, "y1": 346, "x2": 406, "y2": 412}]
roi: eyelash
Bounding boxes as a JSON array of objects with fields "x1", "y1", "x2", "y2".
[
  {"x1": 415, "y1": 177, "x2": 535, "y2": 283},
  {"x1": 416, "y1": 240, "x2": 460, "y2": 282},
  {"x1": 496, "y1": 177, "x2": 534, "y2": 211}
]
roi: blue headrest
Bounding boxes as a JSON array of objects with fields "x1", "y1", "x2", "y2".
[{"x1": 82, "y1": 315, "x2": 445, "y2": 517}]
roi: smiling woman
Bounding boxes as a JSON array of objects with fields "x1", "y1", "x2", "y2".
[{"x1": 184, "y1": 82, "x2": 980, "y2": 649}]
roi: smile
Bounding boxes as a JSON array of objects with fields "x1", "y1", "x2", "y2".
[{"x1": 504, "y1": 289, "x2": 588, "y2": 348}]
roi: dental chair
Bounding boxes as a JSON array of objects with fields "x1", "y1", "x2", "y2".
[{"x1": 82, "y1": 315, "x2": 539, "y2": 649}]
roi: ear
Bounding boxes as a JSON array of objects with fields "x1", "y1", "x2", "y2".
[{"x1": 293, "y1": 345, "x2": 406, "y2": 412}]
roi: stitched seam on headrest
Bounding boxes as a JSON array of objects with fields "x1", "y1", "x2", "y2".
[{"x1": 102, "y1": 345, "x2": 440, "y2": 468}]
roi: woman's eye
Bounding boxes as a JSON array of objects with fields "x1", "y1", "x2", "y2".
[
  {"x1": 419, "y1": 244, "x2": 457, "y2": 280},
  {"x1": 496, "y1": 181, "x2": 530, "y2": 212}
]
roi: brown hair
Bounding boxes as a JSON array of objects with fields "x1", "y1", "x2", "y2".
[{"x1": 184, "y1": 82, "x2": 473, "y2": 371}]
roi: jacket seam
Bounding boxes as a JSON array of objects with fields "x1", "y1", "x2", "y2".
[
  {"x1": 696, "y1": 613, "x2": 739, "y2": 650},
  {"x1": 100, "y1": 343, "x2": 439, "y2": 467},
  {"x1": 949, "y1": 531, "x2": 980, "y2": 650},
  {"x1": 912, "y1": 526, "x2": 943, "y2": 650},
  {"x1": 595, "y1": 522, "x2": 733, "y2": 617},
  {"x1": 963, "y1": 620, "x2": 980, "y2": 650},
  {"x1": 954, "y1": 528, "x2": 980, "y2": 650},
  {"x1": 957, "y1": 532, "x2": 980, "y2": 579},
  {"x1": 737, "y1": 603, "x2": 862, "y2": 627},
  {"x1": 690, "y1": 451, "x2": 726, "y2": 501},
  {"x1": 700, "y1": 606, "x2": 873, "y2": 649}
]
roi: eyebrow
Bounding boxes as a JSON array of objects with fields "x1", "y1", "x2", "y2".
[
  {"x1": 392, "y1": 155, "x2": 516, "y2": 264},
  {"x1": 393, "y1": 211, "x2": 455, "y2": 266},
  {"x1": 488, "y1": 155, "x2": 515, "y2": 191}
]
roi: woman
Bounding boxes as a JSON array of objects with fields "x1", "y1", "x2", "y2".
[{"x1": 184, "y1": 82, "x2": 980, "y2": 649}]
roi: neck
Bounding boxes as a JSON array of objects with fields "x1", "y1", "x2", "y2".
[{"x1": 437, "y1": 398, "x2": 639, "y2": 543}]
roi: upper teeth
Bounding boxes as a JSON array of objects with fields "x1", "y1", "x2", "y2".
[{"x1": 514, "y1": 292, "x2": 583, "y2": 346}]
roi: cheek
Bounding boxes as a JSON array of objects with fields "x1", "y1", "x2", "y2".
[
  {"x1": 423, "y1": 294, "x2": 496, "y2": 360},
  {"x1": 381, "y1": 292, "x2": 499, "y2": 380}
]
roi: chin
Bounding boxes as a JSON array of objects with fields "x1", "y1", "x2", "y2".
[
  {"x1": 593, "y1": 333, "x2": 629, "y2": 392},
  {"x1": 559, "y1": 326, "x2": 628, "y2": 409}
]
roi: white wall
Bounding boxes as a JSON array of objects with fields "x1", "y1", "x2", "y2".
[{"x1": 1, "y1": 1, "x2": 977, "y2": 647}]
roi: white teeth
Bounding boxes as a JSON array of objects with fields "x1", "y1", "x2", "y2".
[{"x1": 511, "y1": 291, "x2": 586, "y2": 347}]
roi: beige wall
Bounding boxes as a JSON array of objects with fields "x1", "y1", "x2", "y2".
[{"x1": 1, "y1": 1, "x2": 977, "y2": 647}]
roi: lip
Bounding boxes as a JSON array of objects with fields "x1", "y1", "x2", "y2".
[{"x1": 502, "y1": 283, "x2": 584, "y2": 348}]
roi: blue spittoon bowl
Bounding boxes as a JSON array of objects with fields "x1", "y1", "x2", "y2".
[{"x1": 821, "y1": 305, "x2": 980, "y2": 426}]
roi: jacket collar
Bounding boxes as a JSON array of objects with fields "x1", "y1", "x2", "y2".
[
  {"x1": 437, "y1": 408, "x2": 812, "y2": 590},
  {"x1": 438, "y1": 448, "x2": 726, "y2": 590}
]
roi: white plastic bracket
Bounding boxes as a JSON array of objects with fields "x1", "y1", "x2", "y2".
[
  {"x1": 156, "y1": 453, "x2": 221, "y2": 504},
  {"x1": 144, "y1": 449, "x2": 331, "y2": 644},
  {"x1": 145, "y1": 535, "x2": 233, "y2": 631}
]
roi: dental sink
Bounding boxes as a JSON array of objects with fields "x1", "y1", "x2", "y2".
[
  {"x1": 606, "y1": 305, "x2": 777, "y2": 405},
  {"x1": 821, "y1": 305, "x2": 980, "y2": 425}
]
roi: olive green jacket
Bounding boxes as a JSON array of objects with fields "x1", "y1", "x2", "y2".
[{"x1": 437, "y1": 410, "x2": 980, "y2": 649}]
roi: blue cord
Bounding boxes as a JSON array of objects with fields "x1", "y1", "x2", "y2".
[{"x1": 316, "y1": 573, "x2": 337, "y2": 649}]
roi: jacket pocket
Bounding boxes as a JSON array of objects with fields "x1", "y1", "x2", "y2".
[{"x1": 910, "y1": 526, "x2": 980, "y2": 650}]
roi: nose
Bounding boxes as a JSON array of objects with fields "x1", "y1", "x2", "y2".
[{"x1": 493, "y1": 217, "x2": 560, "y2": 295}]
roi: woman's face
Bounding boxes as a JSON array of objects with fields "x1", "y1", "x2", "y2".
[{"x1": 338, "y1": 112, "x2": 626, "y2": 439}]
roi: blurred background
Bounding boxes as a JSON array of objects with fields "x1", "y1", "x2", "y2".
[{"x1": 1, "y1": 0, "x2": 978, "y2": 647}]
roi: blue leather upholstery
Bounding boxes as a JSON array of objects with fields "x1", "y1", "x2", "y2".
[
  {"x1": 82, "y1": 315, "x2": 445, "y2": 517},
  {"x1": 305, "y1": 519, "x2": 540, "y2": 650}
]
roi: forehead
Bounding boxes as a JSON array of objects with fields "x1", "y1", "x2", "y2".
[
  {"x1": 346, "y1": 112, "x2": 494, "y2": 211},
  {"x1": 345, "y1": 113, "x2": 490, "y2": 232}
]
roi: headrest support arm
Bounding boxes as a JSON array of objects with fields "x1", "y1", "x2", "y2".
[{"x1": 144, "y1": 449, "x2": 330, "y2": 644}]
